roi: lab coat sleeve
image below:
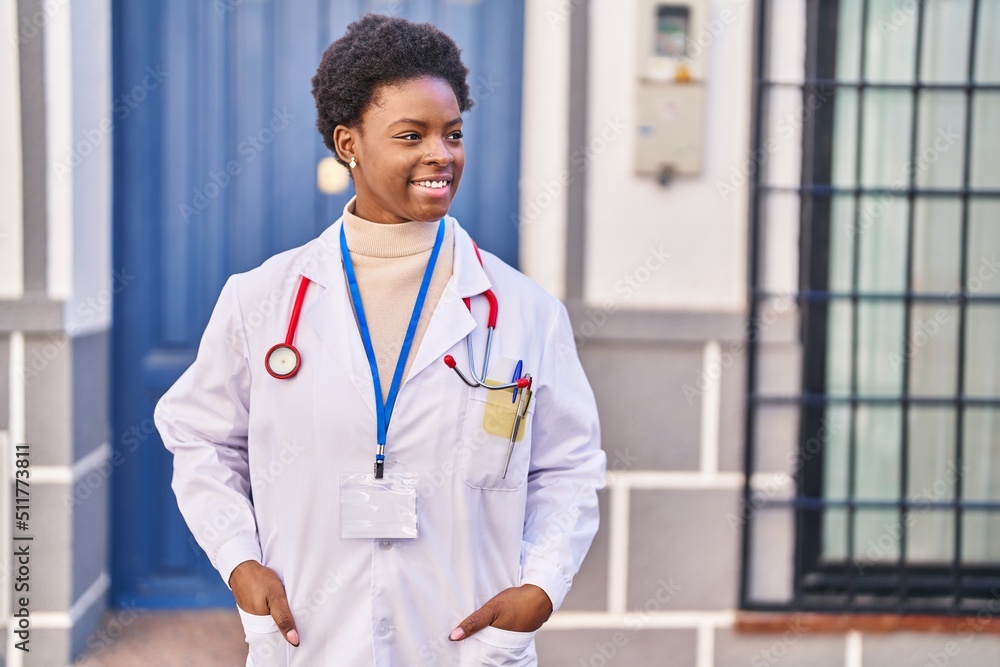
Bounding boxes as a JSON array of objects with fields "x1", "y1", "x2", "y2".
[
  {"x1": 153, "y1": 275, "x2": 262, "y2": 590},
  {"x1": 519, "y1": 300, "x2": 606, "y2": 613}
]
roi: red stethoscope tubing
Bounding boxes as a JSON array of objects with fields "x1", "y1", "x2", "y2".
[
  {"x1": 264, "y1": 275, "x2": 311, "y2": 379},
  {"x1": 463, "y1": 241, "x2": 498, "y2": 327},
  {"x1": 285, "y1": 275, "x2": 311, "y2": 345},
  {"x1": 444, "y1": 242, "x2": 526, "y2": 391},
  {"x1": 267, "y1": 242, "x2": 512, "y2": 384}
]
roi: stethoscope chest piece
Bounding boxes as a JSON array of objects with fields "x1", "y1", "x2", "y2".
[{"x1": 265, "y1": 343, "x2": 301, "y2": 379}]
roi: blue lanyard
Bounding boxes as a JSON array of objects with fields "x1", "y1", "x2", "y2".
[{"x1": 340, "y1": 219, "x2": 445, "y2": 478}]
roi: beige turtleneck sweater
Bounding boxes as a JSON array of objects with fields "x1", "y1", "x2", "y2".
[{"x1": 341, "y1": 196, "x2": 455, "y2": 402}]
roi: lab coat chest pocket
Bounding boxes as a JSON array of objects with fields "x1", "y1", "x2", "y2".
[
  {"x1": 237, "y1": 607, "x2": 289, "y2": 667},
  {"x1": 458, "y1": 386, "x2": 535, "y2": 491}
]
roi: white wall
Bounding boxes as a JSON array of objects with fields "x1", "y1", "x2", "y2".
[
  {"x1": 0, "y1": 0, "x2": 24, "y2": 299},
  {"x1": 45, "y1": 0, "x2": 73, "y2": 301},
  {"x1": 584, "y1": 0, "x2": 753, "y2": 312},
  {"x1": 67, "y1": 0, "x2": 113, "y2": 335},
  {"x1": 520, "y1": 0, "x2": 758, "y2": 312},
  {"x1": 43, "y1": 0, "x2": 113, "y2": 333},
  {"x1": 518, "y1": 0, "x2": 572, "y2": 300}
]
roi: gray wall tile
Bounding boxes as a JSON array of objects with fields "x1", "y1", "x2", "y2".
[
  {"x1": 72, "y1": 330, "x2": 110, "y2": 460},
  {"x1": 744, "y1": 508, "x2": 794, "y2": 605},
  {"x1": 754, "y1": 343, "x2": 801, "y2": 397},
  {"x1": 751, "y1": 404, "x2": 799, "y2": 476},
  {"x1": 628, "y1": 489, "x2": 740, "y2": 611},
  {"x1": 580, "y1": 343, "x2": 703, "y2": 471},
  {"x1": 29, "y1": 482, "x2": 71, "y2": 611},
  {"x1": 0, "y1": 297, "x2": 63, "y2": 333},
  {"x1": 719, "y1": 350, "x2": 747, "y2": 473},
  {"x1": 537, "y1": 628, "x2": 696, "y2": 667},
  {"x1": 24, "y1": 332, "x2": 72, "y2": 466},
  {"x1": 567, "y1": 304, "x2": 748, "y2": 344},
  {"x1": 72, "y1": 466, "x2": 109, "y2": 603},
  {"x1": 862, "y1": 631, "x2": 1000, "y2": 667},
  {"x1": 714, "y1": 628, "x2": 844, "y2": 667},
  {"x1": 562, "y1": 488, "x2": 609, "y2": 611},
  {"x1": 22, "y1": 628, "x2": 69, "y2": 667}
]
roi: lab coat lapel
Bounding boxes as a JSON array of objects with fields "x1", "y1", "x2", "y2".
[
  {"x1": 297, "y1": 218, "x2": 377, "y2": 419},
  {"x1": 405, "y1": 221, "x2": 490, "y2": 383}
]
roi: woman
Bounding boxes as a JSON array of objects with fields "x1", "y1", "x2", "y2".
[{"x1": 155, "y1": 13, "x2": 604, "y2": 666}]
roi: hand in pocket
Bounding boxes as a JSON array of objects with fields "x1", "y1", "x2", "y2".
[
  {"x1": 229, "y1": 560, "x2": 300, "y2": 647},
  {"x1": 449, "y1": 584, "x2": 553, "y2": 640}
]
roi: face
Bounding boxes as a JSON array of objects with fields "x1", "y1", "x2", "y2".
[{"x1": 334, "y1": 76, "x2": 465, "y2": 223}]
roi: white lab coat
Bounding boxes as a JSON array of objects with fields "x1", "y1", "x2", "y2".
[{"x1": 154, "y1": 216, "x2": 606, "y2": 666}]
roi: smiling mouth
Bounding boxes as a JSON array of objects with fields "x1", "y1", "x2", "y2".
[{"x1": 411, "y1": 180, "x2": 450, "y2": 189}]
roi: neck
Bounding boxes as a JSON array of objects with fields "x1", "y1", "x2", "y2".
[
  {"x1": 343, "y1": 195, "x2": 441, "y2": 258},
  {"x1": 353, "y1": 196, "x2": 408, "y2": 225}
]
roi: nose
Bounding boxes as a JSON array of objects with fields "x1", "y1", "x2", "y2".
[{"x1": 423, "y1": 138, "x2": 454, "y2": 166}]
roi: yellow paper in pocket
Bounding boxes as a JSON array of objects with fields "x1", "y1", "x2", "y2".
[{"x1": 482, "y1": 383, "x2": 531, "y2": 441}]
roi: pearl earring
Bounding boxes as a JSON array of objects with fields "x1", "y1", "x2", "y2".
[{"x1": 349, "y1": 156, "x2": 357, "y2": 169}]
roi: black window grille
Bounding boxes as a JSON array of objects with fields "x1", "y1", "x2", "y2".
[{"x1": 742, "y1": 0, "x2": 1000, "y2": 614}]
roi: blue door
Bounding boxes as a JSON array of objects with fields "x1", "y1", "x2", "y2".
[{"x1": 111, "y1": 0, "x2": 524, "y2": 608}]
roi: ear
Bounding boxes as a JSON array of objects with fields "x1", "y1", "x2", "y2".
[{"x1": 332, "y1": 124, "x2": 357, "y2": 164}]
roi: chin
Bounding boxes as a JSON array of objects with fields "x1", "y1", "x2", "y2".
[{"x1": 411, "y1": 201, "x2": 452, "y2": 222}]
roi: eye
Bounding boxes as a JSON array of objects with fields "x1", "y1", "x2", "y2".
[
  {"x1": 395, "y1": 132, "x2": 421, "y2": 141},
  {"x1": 448, "y1": 131, "x2": 464, "y2": 140}
]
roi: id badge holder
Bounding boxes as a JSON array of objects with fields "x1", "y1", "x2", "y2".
[{"x1": 340, "y1": 472, "x2": 419, "y2": 539}]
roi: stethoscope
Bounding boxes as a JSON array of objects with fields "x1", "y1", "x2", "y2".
[
  {"x1": 265, "y1": 275, "x2": 312, "y2": 379},
  {"x1": 264, "y1": 237, "x2": 528, "y2": 393},
  {"x1": 442, "y1": 245, "x2": 526, "y2": 391}
]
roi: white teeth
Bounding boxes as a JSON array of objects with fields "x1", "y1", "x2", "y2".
[{"x1": 414, "y1": 180, "x2": 448, "y2": 189}]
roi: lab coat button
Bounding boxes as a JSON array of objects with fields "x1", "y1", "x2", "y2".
[
  {"x1": 376, "y1": 622, "x2": 391, "y2": 637},
  {"x1": 379, "y1": 540, "x2": 393, "y2": 550}
]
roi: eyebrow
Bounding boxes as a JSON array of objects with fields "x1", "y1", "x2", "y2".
[{"x1": 388, "y1": 117, "x2": 463, "y2": 129}]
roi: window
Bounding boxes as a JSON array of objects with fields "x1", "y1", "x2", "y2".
[{"x1": 743, "y1": 0, "x2": 1000, "y2": 613}]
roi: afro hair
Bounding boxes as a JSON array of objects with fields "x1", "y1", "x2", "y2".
[{"x1": 311, "y1": 13, "x2": 474, "y2": 167}]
